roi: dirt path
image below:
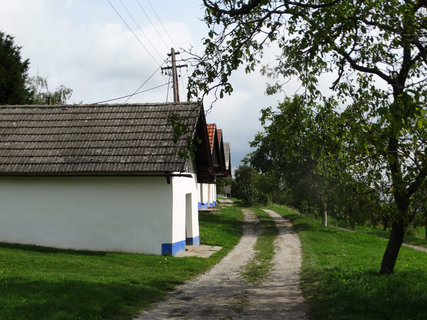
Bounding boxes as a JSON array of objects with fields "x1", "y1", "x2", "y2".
[
  {"x1": 239, "y1": 209, "x2": 308, "y2": 319},
  {"x1": 135, "y1": 209, "x2": 308, "y2": 320}
]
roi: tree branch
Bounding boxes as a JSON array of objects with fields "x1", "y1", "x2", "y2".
[
  {"x1": 337, "y1": 49, "x2": 393, "y2": 84},
  {"x1": 203, "y1": 0, "x2": 264, "y2": 17},
  {"x1": 407, "y1": 146, "x2": 427, "y2": 197}
]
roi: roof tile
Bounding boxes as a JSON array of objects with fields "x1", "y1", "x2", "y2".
[{"x1": 0, "y1": 102, "x2": 201, "y2": 175}]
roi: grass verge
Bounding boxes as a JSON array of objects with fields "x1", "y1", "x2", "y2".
[
  {"x1": 242, "y1": 208, "x2": 278, "y2": 284},
  {"x1": 0, "y1": 205, "x2": 243, "y2": 320},
  {"x1": 327, "y1": 216, "x2": 427, "y2": 248},
  {"x1": 270, "y1": 204, "x2": 427, "y2": 320}
]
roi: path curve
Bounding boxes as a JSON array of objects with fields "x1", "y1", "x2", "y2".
[{"x1": 135, "y1": 209, "x2": 308, "y2": 319}]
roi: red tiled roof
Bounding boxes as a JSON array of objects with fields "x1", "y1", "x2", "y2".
[{"x1": 207, "y1": 123, "x2": 216, "y2": 151}]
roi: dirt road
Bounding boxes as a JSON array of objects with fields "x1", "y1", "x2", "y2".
[{"x1": 135, "y1": 209, "x2": 308, "y2": 320}]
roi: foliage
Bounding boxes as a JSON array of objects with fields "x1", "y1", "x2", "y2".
[
  {"x1": 193, "y1": 0, "x2": 426, "y2": 274},
  {"x1": 0, "y1": 31, "x2": 32, "y2": 104},
  {"x1": 216, "y1": 176, "x2": 233, "y2": 195},
  {"x1": 232, "y1": 165, "x2": 265, "y2": 206},
  {"x1": 247, "y1": 95, "x2": 395, "y2": 229},
  {"x1": 0, "y1": 32, "x2": 73, "y2": 105},
  {"x1": 272, "y1": 204, "x2": 427, "y2": 320},
  {"x1": 248, "y1": 95, "x2": 343, "y2": 223},
  {"x1": 0, "y1": 205, "x2": 243, "y2": 320},
  {"x1": 167, "y1": 112, "x2": 199, "y2": 160},
  {"x1": 27, "y1": 75, "x2": 73, "y2": 105}
]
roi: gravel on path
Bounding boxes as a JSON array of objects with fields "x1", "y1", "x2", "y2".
[
  {"x1": 135, "y1": 208, "x2": 309, "y2": 320},
  {"x1": 239, "y1": 209, "x2": 309, "y2": 320},
  {"x1": 135, "y1": 209, "x2": 260, "y2": 320}
]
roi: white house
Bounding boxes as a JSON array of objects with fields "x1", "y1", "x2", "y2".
[{"x1": 0, "y1": 102, "x2": 214, "y2": 256}]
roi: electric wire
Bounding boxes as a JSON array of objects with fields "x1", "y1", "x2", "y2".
[
  {"x1": 118, "y1": 0, "x2": 163, "y2": 59},
  {"x1": 165, "y1": 74, "x2": 171, "y2": 102},
  {"x1": 92, "y1": 82, "x2": 171, "y2": 104},
  {"x1": 136, "y1": 0, "x2": 170, "y2": 52},
  {"x1": 124, "y1": 57, "x2": 169, "y2": 103},
  {"x1": 107, "y1": 0, "x2": 162, "y2": 66},
  {"x1": 146, "y1": 0, "x2": 177, "y2": 49}
]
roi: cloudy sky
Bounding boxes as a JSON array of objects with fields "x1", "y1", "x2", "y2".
[{"x1": 1, "y1": 0, "x2": 293, "y2": 169}]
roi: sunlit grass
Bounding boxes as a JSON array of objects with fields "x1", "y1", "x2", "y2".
[
  {"x1": 0, "y1": 206, "x2": 243, "y2": 320},
  {"x1": 271, "y1": 204, "x2": 427, "y2": 320}
]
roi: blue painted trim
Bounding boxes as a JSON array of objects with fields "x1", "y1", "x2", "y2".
[
  {"x1": 200, "y1": 203, "x2": 209, "y2": 209},
  {"x1": 208, "y1": 202, "x2": 214, "y2": 207},
  {"x1": 198, "y1": 202, "x2": 202, "y2": 209},
  {"x1": 213, "y1": 201, "x2": 217, "y2": 207},
  {"x1": 161, "y1": 240, "x2": 186, "y2": 256},
  {"x1": 186, "y1": 236, "x2": 200, "y2": 246}
]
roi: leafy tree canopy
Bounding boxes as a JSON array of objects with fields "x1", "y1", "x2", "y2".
[
  {"x1": 0, "y1": 31, "x2": 32, "y2": 104},
  {"x1": 0, "y1": 32, "x2": 72, "y2": 105},
  {"x1": 27, "y1": 75, "x2": 73, "y2": 105},
  {"x1": 191, "y1": 0, "x2": 426, "y2": 274}
]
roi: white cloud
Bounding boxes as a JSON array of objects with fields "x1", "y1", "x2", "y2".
[{"x1": 0, "y1": 0, "x2": 291, "y2": 170}]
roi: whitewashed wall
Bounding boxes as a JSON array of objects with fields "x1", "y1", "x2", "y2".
[
  {"x1": 197, "y1": 183, "x2": 202, "y2": 209},
  {"x1": 203, "y1": 184, "x2": 210, "y2": 207},
  {"x1": 0, "y1": 176, "x2": 174, "y2": 255},
  {"x1": 198, "y1": 183, "x2": 219, "y2": 208},
  {"x1": 212, "y1": 183, "x2": 217, "y2": 206},
  {"x1": 171, "y1": 173, "x2": 199, "y2": 252}
]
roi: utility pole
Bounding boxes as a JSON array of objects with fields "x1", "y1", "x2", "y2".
[{"x1": 161, "y1": 48, "x2": 187, "y2": 102}]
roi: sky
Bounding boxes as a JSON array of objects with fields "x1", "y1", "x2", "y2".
[{"x1": 0, "y1": 0, "x2": 292, "y2": 170}]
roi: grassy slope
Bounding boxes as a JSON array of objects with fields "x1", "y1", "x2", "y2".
[
  {"x1": 271, "y1": 204, "x2": 427, "y2": 320},
  {"x1": 328, "y1": 216, "x2": 427, "y2": 248},
  {"x1": 0, "y1": 206, "x2": 243, "y2": 320}
]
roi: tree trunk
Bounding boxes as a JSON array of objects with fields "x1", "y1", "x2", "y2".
[
  {"x1": 380, "y1": 219, "x2": 407, "y2": 274},
  {"x1": 321, "y1": 201, "x2": 328, "y2": 227}
]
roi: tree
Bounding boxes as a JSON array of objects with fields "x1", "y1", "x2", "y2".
[
  {"x1": 27, "y1": 75, "x2": 73, "y2": 105},
  {"x1": 248, "y1": 95, "x2": 348, "y2": 226},
  {"x1": 0, "y1": 31, "x2": 32, "y2": 104},
  {"x1": 191, "y1": 0, "x2": 426, "y2": 274},
  {"x1": 233, "y1": 165, "x2": 262, "y2": 206}
]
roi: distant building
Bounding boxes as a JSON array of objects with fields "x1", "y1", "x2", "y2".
[{"x1": 198, "y1": 124, "x2": 231, "y2": 208}]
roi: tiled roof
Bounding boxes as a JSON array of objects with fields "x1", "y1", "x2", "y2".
[
  {"x1": 207, "y1": 123, "x2": 216, "y2": 152},
  {"x1": 217, "y1": 129, "x2": 222, "y2": 144},
  {"x1": 0, "y1": 102, "x2": 202, "y2": 175}
]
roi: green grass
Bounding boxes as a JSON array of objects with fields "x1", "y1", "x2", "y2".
[
  {"x1": 0, "y1": 206, "x2": 243, "y2": 320},
  {"x1": 242, "y1": 208, "x2": 278, "y2": 284},
  {"x1": 327, "y1": 216, "x2": 427, "y2": 248},
  {"x1": 270, "y1": 204, "x2": 427, "y2": 320}
]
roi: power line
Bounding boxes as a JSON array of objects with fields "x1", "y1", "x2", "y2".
[
  {"x1": 165, "y1": 74, "x2": 171, "y2": 102},
  {"x1": 92, "y1": 82, "x2": 170, "y2": 104},
  {"x1": 124, "y1": 57, "x2": 168, "y2": 103},
  {"x1": 136, "y1": 0, "x2": 170, "y2": 52},
  {"x1": 146, "y1": 0, "x2": 177, "y2": 49},
  {"x1": 118, "y1": 0, "x2": 163, "y2": 59},
  {"x1": 107, "y1": 0, "x2": 162, "y2": 66}
]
